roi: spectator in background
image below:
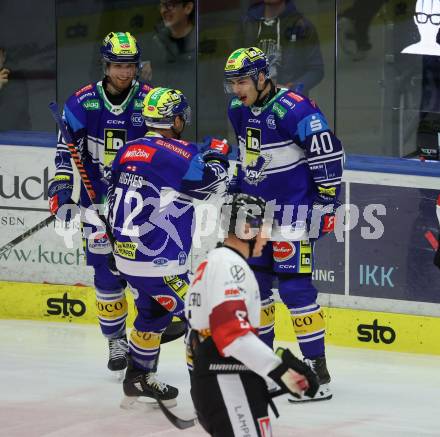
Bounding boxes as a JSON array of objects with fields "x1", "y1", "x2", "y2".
[
  {"x1": 240, "y1": 0, "x2": 324, "y2": 95},
  {"x1": 0, "y1": 48, "x2": 10, "y2": 90},
  {"x1": 141, "y1": 0, "x2": 196, "y2": 138},
  {"x1": 153, "y1": 0, "x2": 195, "y2": 63},
  {"x1": 0, "y1": 47, "x2": 31, "y2": 130},
  {"x1": 338, "y1": 0, "x2": 388, "y2": 61}
]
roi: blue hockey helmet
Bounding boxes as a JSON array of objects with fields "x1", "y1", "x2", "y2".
[{"x1": 224, "y1": 47, "x2": 270, "y2": 92}]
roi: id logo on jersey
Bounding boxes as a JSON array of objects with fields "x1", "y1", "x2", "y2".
[
  {"x1": 245, "y1": 127, "x2": 261, "y2": 166},
  {"x1": 104, "y1": 128, "x2": 127, "y2": 165}
]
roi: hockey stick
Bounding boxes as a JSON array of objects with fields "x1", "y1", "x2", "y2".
[
  {"x1": 155, "y1": 396, "x2": 198, "y2": 430},
  {"x1": 0, "y1": 215, "x2": 56, "y2": 258},
  {"x1": 48, "y1": 102, "x2": 114, "y2": 246},
  {"x1": 155, "y1": 385, "x2": 288, "y2": 430},
  {"x1": 49, "y1": 102, "x2": 183, "y2": 343}
]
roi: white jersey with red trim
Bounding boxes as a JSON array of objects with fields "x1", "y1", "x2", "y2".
[
  {"x1": 185, "y1": 246, "x2": 260, "y2": 352},
  {"x1": 186, "y1": 245, "x2": 283, "y2": 382}
]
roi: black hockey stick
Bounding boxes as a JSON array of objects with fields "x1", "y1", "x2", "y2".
[
  {"x1": 49, "y1": 101, "x2": 183, "y2": 343},
  {"x1": 48, "y1": 102, "x2": 115, "y2": 246},
  {"x1": 0, "y1": 215, "x2": 56, "y2": 258},
  {"x1": 155, "y1": 385, "x2": 288, "y2": 430},
  {"x1": 155, "y1": 396, "x2": 198, "y2": 430}
]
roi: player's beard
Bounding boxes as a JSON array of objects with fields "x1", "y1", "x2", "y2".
[{"x1": 107, "y1": 76, "x2": 133, "y2": 95}]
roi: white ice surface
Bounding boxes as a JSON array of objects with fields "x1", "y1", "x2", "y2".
[{"x1": 0, "y1": 320, "x2": 439, "y2": 437}]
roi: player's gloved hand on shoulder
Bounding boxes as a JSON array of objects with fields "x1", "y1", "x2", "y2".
[
  {"x1": 268, "y1": 347, "x2": 319, "y2": 399},
  {"x1": 199, "y1": 136, "x2": 230, "y2": 168},
  {"x1": 48, "y1": 175, "x2": 77, "y2": 222},
  {"x1": 307, "y1": 186, "x2": 340, "y2": 240}
]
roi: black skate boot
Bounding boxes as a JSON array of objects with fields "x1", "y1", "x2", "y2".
[
  {"x1": 107, "y1": 336, "x2": 128, "y2": 379},
  {"x1": 121, "y1": 360, "x2": 178, "y2": 410},
  {"x1": 289, "y1": 356, "x2": 332, "y2": 403}
]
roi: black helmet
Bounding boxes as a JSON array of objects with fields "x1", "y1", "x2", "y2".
[{"x1": 222, "y1": 193, "x2": 266, "y2": 238}]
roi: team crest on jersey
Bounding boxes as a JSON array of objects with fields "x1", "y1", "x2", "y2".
[
  {"x1": 266, "y1": 114, "x2": 276, "y2": 130},
  {"x1": 131, "y1": 113, "x2": 144, "y2": 126},
  {"x1": 244, "y1": 154, "x2": 272, "y2": 185}
]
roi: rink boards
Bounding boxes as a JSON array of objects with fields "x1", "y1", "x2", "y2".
[
  {"x1": 0, "y1": 280, "x2": 439, "y2": 356},
  {"x1": 2, "y1": 140, "x2": 440, "y2": 357}
]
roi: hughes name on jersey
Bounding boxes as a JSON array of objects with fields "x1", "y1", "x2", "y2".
[
  {"x1": 228, "y1": 89, "x2": 344, "y2": 225},
  {"x1": 108, "y1": 133, "x2": 228, "y2": 277},
  {"x1": 54, "y1": 80, "x2": 152, "y2": 208}
]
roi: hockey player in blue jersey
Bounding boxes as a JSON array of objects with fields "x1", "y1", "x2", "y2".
[
  {"x1": 48, "y1": 32, "x2": 151, "y2": 376},
  {"x1": 224, "y1": 46, "x2": 344, "y2": 401},
  {"x1": 107, "y1": 87, "x2": 229, "y2": 407}
]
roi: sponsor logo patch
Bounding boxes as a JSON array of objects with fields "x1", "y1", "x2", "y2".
[
  {"x1": 273, "y1": 241, "x2": 295, "y2": 262},
  {"x1": 88, "y1": 232, "x2": 111, "y2": 254},
  {"x1": 131, "y1": 113, "x2": 144, "y2": 127},
  {"x1": 75, "y1": 84, "x2": 93, "y2": 96},
  {"x1": 258, "y1": 417, "x2": 272, "y2": 437},
  {"x1": 120, "y1": 144, "x2": 157, "y2": 164},
  {"x1": 155, "y1": 294, "x2": 177, "y2": 312},
  {"x1": 114, "y1": 241, "x2": 138, "y2": 259},
  {"x1": 153, "y1": 257, "x2": 169, "y2": 266}
]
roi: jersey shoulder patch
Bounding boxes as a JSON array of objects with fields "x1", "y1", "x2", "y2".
[
  {"x1": 229, "y1": 97, "x2": 243, "y2": 110},
  {"x1": 71, "y1": 83, "x2": 100, "y2": 111},
  {"x1": 75, "y1": 83, "x2": 94, "y2": 96}
]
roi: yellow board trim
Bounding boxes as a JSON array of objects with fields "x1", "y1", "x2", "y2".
[
  {"x1": 1, "y1": 282, "x2": 440, "y2": 355},
  {"x1": 275, "y1": 303, "x2": 440, "y2": 355}
]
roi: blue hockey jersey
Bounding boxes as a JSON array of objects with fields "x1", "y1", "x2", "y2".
[
  {"x1": 228, "y1": 88, "x2": 344, "y2": 230},
  {"x1": 54, "y1": 80, "x2": 151, "y2": 208},
  {"x1": 107, "y1": 132, "x2": 228, "y2": 277}
]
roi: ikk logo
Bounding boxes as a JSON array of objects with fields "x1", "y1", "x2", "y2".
[
  {"x1": 273, "y1": 241, "x2": 295, "y2": 262},
  {"x1": 359, "y1": 264, "x2": 395, "y2": 287},
  {"x1": 357, "y1": 319, "x2": 396, "y2": 344},
  {"x1": 46, "y1": 292, "x2": 86, "y2": 317}
]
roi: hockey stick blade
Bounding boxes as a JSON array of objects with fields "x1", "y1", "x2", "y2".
[
  {"x1": 155, "y1": 396, "x2": 198, "y2": 430},
  {"x1": 0, "y1": 215, "x2": 56, "y2": 258}
]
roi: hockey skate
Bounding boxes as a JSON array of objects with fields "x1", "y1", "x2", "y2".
[
  {"x1": 288, "y1": 356, "x2": 332, "y2": 403},
  {"x1": 107, "y1": 336, "x2": 128, "y2": 381},
  {"x1": 121, "y1": 362, "x2": 178, "y2": 411}
]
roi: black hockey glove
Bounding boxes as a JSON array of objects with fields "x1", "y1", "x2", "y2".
[{"x1": 268, "y1": 347, "x2": 319, "y2": 399}]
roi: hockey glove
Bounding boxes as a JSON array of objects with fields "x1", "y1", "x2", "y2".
[
  {"x1": 307, "y1": 186, "x2": 340, "y2": 240},
  {"x1": 268, "y1": 347, "x2": 319, "y2": 399},
  {"x1": 199, "y1": 137, "x2": 230, "y2": 168},
  {"x1": 48, "y1": 175, "x2": 77, "y2": 222}
]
